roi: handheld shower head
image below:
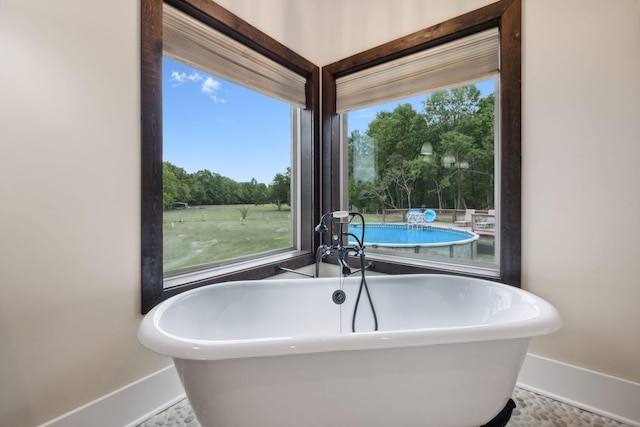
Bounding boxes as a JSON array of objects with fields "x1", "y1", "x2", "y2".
[
  {"x1": 315, "y1": 220, "x2": 329, "y2": 233},
  {"x1": 315, "y1": 212, "x2": 332, "y2": 233},
  {"x1": 315, "y1": 211, "x2": 349, "y2": 234}
]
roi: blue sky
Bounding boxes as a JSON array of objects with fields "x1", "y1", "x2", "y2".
[
  {"x1": 163, "y1": 57, "x2": 291, "y2": 185},
  {"x1": 163, "y1": 56, "x2": 495, "y2": 185}
]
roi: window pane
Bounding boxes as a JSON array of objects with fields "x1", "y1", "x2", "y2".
[
  {"x1": 162, "y1": 56, "x2": 294, "y2": 274},
  {"x1": 346, "y1": 79, "x2": 497, "y2": 266}
]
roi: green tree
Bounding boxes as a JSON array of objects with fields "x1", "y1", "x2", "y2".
[
  {"x1": 190, "y1": 169, "x2": 216, "y2": 205},
  {"x1": 421, "y1": 85, "x2": 495, "y2": 209},
  {"x1": 439, "y1": 131, "x2": 475, "y2": 210},
  {"x1": 366, "y1": 103, "x2": 429, "y2": 208},
  {"x1": 162, "y1": 162, "x2": 178, "y2": 208},
  {"x1": 239, "y1": 206, "x2": 249, "y2": 224},
  {"x1": 162, "y1": 162, "x2": 279, "y2": 207},
  {"x1": 269, "y1": 167, "x2": 291, "y2": 211},
  {"x1": 250, "y1": 181, "x2": 269, "y2": 206},
  {"x1": 347, "y1": 84, "x2": 496, "y2": 212},
  {"x1": 163, "y1": 162, "x2": 192, "y2": 207}
]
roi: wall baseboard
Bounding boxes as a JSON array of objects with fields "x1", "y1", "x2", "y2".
[
  {"x1": 517, "y1": 354, "x2": 640, "y2": 426},
  {"x1": 38, "y1": 365, "x2": 185, "y2": 427},
  {"x1": 39, "y1": 354, "x2": 639, "y2": 427}
]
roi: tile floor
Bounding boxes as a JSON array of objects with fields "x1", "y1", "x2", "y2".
[{"x1": 138, "y1": 387, "x2": 630, "y2": 427}]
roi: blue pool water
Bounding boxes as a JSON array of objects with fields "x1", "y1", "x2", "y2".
[{"x1": 349, "y1": 224, "x2": 473, "y2": 245}]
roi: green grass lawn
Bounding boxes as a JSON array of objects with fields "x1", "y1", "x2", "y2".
[{"x1": 163, "y1": 204, "x2": 292, "y2": 271}]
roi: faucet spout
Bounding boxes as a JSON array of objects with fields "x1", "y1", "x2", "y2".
[{"x1": 338, "y1": 257, "x2": 352, "y2": 276}]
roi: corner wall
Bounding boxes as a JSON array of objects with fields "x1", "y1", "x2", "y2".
[
  {"x1": 0, "y1": 1, "x2": 172, "y2": 425},
  {"x1": 520, "y1": 0, "x2": 640, "y2": 382}
]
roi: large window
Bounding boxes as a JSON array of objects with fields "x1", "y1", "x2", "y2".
[
  {"x1": 141, "y1": 0, "x2": 319, "y2": 313},
  {"x1": 141, "y1": 0, "x2": 521, "y2": 313},
  {"x1": 322, "y1": 0, "x2": 521, "y2": 284},
  {"x1": 161, "y1": 56, "x2": 298, "y2": 280},
  {"x1": 344, "y1": 79, "x2": 498, "y2": 268}
]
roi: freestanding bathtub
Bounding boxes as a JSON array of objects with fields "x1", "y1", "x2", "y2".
[{"x1": 138, "y1": 274, "x2": 562, "y2": 427}]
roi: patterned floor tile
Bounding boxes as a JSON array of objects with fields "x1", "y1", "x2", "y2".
[{"x1": 139, "y1": 387, "x2": 630, "y2": 427}]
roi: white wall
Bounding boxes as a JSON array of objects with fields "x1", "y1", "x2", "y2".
[
  {"x1": 0, "y1": 0, "x2": 638, "y2": 425},
  {"x1": 214, "y1": 0, "x2": 498, "y2": 66},
  {"x1": 520, "y1": 0, "x2": 640, "y2": 381},
  {"x1": 0, "y1": 1, "x2": 171, "y2": 425}
]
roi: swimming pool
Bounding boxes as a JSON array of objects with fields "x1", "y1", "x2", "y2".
[{"x1": 349, "y1": 223, "x2": 479, "y2": 259}]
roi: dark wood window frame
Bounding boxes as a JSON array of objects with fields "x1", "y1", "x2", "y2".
[
  {"x1": 321, "y1": 0, "x2": 521, "y2": 286},
  {"x1": 141, "y1": 0, "x2": 520, "y2": 314},
  {"x1": 141, "y1": 0, "x2": 320, "y2": 314}
]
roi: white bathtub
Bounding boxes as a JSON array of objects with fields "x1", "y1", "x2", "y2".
[{"x1": 138, "y1": 274, "x2": 561, "y2": 427}]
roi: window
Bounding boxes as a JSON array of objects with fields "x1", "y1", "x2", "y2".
[
  {"x1": 161, "y1": 56, "x2": 297, "y2": 279},
  {"x1": 141, "y1": 0, "x2": 319, "y2": 313},
  {"x1": 322, "y1": 0, "x2": 521, "y2": 284},
  {"x1": 344, "y1": 79, "x2": 498, "y2": 268},
  {"x1": 141, "y1": 0, "x2": 521, "y2": 313}
]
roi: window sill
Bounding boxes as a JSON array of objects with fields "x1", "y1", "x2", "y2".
[
  {"x1": 163, "y1": 250, "x2": 313, "y2": 289},
  {"x1": 364, "y1": 251, "x2": 500, "y2": 279}
]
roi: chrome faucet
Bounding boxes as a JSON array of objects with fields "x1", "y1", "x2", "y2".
[
  {"x1": 314, "y1": 211, "x2": 366, "y2": 278},
  {"x1": 314, "y1": 211, "x2": 378, "y2": 332}
]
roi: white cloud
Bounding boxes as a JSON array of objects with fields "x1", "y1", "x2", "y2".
[
  {"x1": 201, "y1": 77, "x2": 221, "y2": 94},
  {"x1": 187, "y1": 72, "x2": 203, "y2": 82},
  {"x1": 170, "y1": 71, "x2": 186, "y2": 84},
  {"x1": 209, "y1": 95, "x2": 227, "y2": 104},
  {"x1": 170, "y1": 71, "x2": 225, "y2": 103},
  {"x1": 170, "y1": 71, "x2": 203, "y2": 86},
  {"x1": 202, "y1": 77, "x2": 226, "y2": 103}
]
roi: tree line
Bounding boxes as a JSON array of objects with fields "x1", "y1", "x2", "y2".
[
  {"x1": 163, "y1": 163, "x2": 291, "y2": 210},
  {"x1": 348, "y1": 85, "x2": 495, "y2": 213}
]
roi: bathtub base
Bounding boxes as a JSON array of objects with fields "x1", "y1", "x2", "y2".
[{"x1": 174, "y1": 338, "x2": 529, "y2": 427}]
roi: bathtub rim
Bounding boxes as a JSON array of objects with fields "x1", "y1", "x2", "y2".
[{"x1": 137, "y1": 274, "x2": 562, "y2": 361}]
